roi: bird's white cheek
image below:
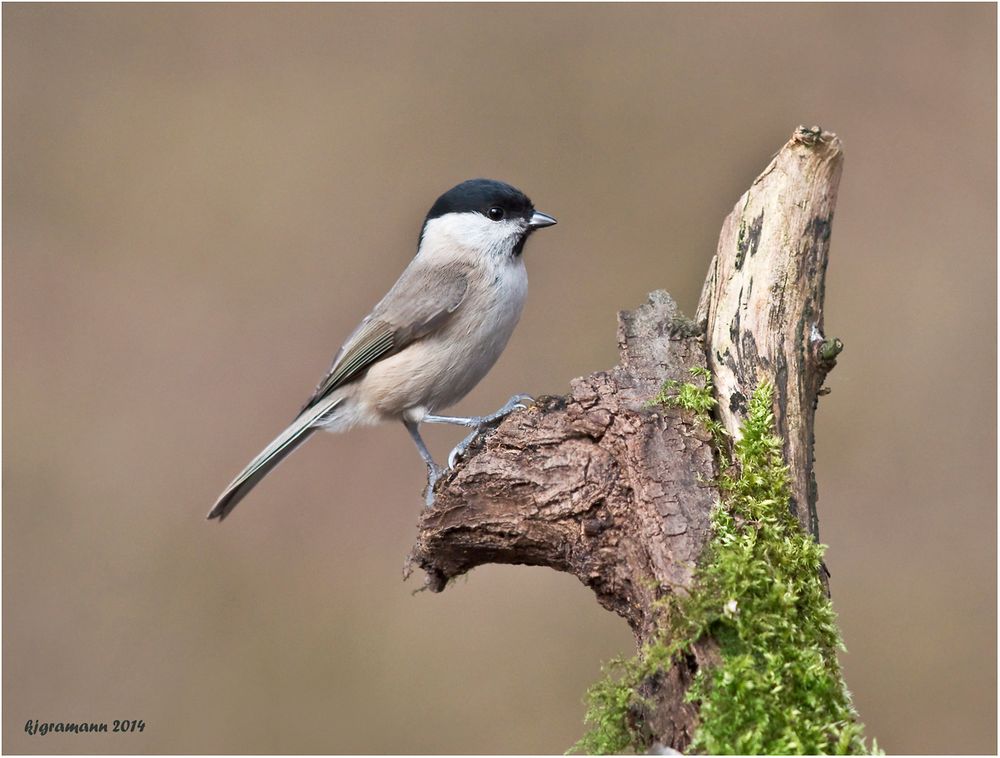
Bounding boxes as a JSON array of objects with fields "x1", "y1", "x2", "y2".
[{"x1": 419, "y1": 213, "x2": 522, "y2": 263}]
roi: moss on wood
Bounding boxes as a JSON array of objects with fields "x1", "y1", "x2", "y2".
[{"x1": 571, "y1": 372, "x2": 877, "y2": 755}]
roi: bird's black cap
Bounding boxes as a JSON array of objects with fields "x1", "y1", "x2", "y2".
[{"x1": 425, "y1": 178, "x2": 535, "y2": 222}]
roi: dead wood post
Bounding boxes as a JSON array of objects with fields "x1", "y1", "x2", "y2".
[{"x1": 406, "y1": 126, "x2": 847, "y2": 751}]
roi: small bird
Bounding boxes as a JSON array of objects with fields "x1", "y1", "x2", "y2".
[{"x1": 208, "y1": 178, "x2": 557, "y2": 520}]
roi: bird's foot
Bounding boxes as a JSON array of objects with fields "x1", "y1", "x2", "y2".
[
  {"x1": 423, "y1": 462, "x2": 446, "y2": 508},
  {"x1": 475, "y1": 394, "x2": 534, "y2": 427},
  {"x1": 447, "y1": 394, "x2": 533, "y2": 468}
]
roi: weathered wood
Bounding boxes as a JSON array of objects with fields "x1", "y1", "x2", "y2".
[
  {"x1": 696, "y1": 126, "x2": 844, "y2": 537},
  {"x1": 406, "y1": 126, "x2": 845, "y2": 750},
  {"x1": 407, "y1": 291, "x2": 716, "y2": 640}
]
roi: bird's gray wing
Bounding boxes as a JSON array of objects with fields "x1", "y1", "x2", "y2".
[
  {"x1": 209, "y1": 263, "x2": 469, "y2": 522},
  {"x1": 299, "y1": 262, "x2": 469, "y2": 414}
]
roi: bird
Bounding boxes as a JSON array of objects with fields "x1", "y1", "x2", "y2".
[{"x1": 207, "y1": 178, "x2": 557, "y2": 520}]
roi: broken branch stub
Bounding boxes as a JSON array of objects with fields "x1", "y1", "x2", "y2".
[{"x1": 696, "y1": 126, "x2": 844, "y2": 538}]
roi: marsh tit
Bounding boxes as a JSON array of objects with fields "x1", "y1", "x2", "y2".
[{"x1": 208, "y1": 178, "x2": 557, "y2": 520}]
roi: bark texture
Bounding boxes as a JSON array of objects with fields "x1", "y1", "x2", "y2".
[
  {"x1": 696, "y1": 126, "x2": 844, "y2": 537},
  {"x1": 406, "y1": 126, "x2": 845, "y2": 750}
]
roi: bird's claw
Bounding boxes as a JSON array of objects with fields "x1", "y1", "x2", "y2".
[
  {"x1": 423, "y1": 463, "x2": 445, "y2": 508},
  {"x1": 485, "y1": 394, "x2": 534, "y2": 423},
  {"x1": 447, "y1": 431, "x2": 478, "y2": 470},
  {"x1": 446, "y1": 394, "x2": 534, "y2": 468}
]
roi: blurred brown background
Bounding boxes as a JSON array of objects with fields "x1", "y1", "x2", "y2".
[{"x1": 3, "y1": 3, "x2": 996, "y2": 754}]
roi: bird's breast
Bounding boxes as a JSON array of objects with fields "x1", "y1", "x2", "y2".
[{"x1": 361, "y1": 261, "x2": 528, "y2": 417}]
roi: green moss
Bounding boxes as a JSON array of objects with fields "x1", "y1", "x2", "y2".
[
  {"x1": 572, "y1": 658, "x2": 639, "y2": 755},
  {"x1": 571, "y1": 371, "x2": 877, "y2": 755},
  {"x1": 649, "y1": 366, "x2": 727, "y2": 453}
]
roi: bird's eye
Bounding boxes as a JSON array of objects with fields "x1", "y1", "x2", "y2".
[{"x1": 486, "y1": 207, "x2": 505, "y2": 221}]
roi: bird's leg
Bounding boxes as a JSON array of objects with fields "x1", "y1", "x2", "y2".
[
  {"x1": 423, "y1": 394, "x2": 533, "y2": 468},
  {"x1": 422, "y1": 394, "x2": 534, "y2": 429},
  {"x1": 403, "y1": 420, "x2": 444, "y2": 507}
]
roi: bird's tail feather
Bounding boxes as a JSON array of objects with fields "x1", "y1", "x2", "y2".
[{"x1": 207, "y1": 396, "x2": 344, "y2": 521}]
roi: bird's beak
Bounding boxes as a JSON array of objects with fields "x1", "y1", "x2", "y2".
[{"x1": 528, "y1": 211, "x2": 557, "y2": 229}]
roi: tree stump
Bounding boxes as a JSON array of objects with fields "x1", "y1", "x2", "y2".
[{"x1": 406, "y1": 126, "x2": 855, "y2": 752}]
